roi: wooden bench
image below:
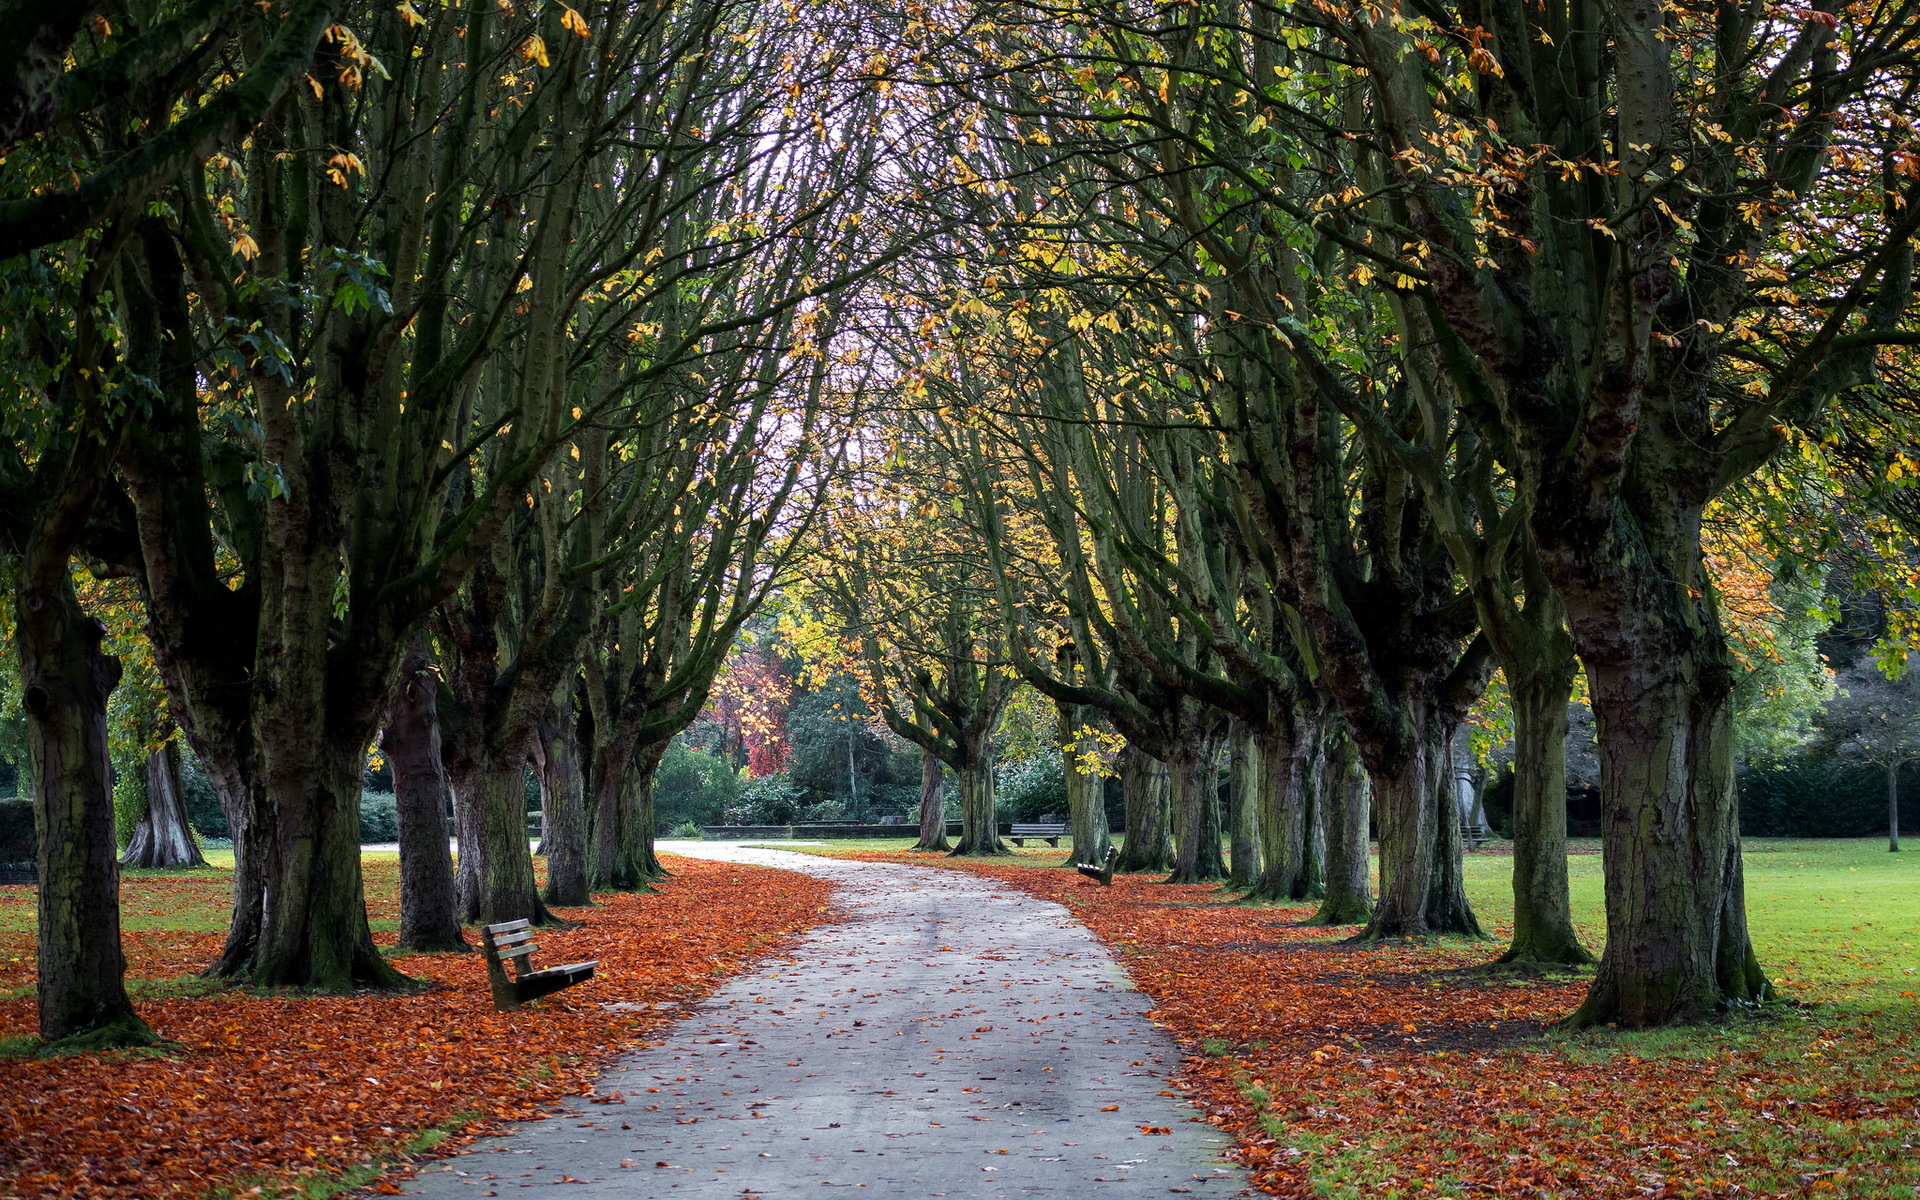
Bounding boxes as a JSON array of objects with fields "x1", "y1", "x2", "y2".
[
  {"x1": 479, "y1": 919, "x2": 598, "y2": 1012},
  {"x1": 1008, "y1": 822, "x2": 1069, "y2": 847},
  {"x1": 1076, "y1": 846, "x2": 1118, "y2": 886}
]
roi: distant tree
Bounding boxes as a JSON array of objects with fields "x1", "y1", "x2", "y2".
[{"x1": 1823, "y1": 657, "x2": 1920, "y2": 852}]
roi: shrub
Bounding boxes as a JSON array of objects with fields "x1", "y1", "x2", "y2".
[
  {"x1": 1739, "y1": 756, "x2": 1919, "y2": 837},
  {"x1": 733, "y1": 772, "x2": 808, "y2": 824},
  {"x1": 666, "y1": 820, "x2": 705, "y2": 839},
  {"x1": 997, "y1": 754, "x2": 1066, "y2": 823},
  {"x1": 180, "y1": 753, "x2": 228, "y2": 839},
  {"x1": 654, "y1": 743, "x2": 743, "y2": 832},
  {"x1": 359, "y1": 792, "x2": 399, "y2": 843}
]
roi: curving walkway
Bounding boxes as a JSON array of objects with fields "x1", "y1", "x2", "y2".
[{"x1": 398, "y1": 843, "x2": 1242, "y2": 1198}]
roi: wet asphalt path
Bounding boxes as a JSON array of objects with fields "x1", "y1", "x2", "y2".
[{"x1": 397, "y1": 843, "x2": 1241, "y2": 1199}]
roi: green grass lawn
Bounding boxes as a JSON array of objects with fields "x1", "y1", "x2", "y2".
[{"x1": 734, "y1": 834, "x2": 1920, "y2": 1007}]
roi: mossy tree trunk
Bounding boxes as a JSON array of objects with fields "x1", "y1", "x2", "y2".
[
  {"x1": 386, "y1": 642, "x2": 465, "y2": 953},
  {"x1": 18, "y1": 564, "x2": 155, "y2": 1047},
  {"x1": 1497, "y1": 665, "x2": 1593, "y2": 967},
  {"x1": 538, "y1": 689, "x2": 591, "y2": 907},
  {"x1": 914, "y1": 748, "x2": 951, "y2": 852},
  {"x1": 1225, "y1": 719, "x2": 1260, "y2": 889},
  {"x1": 1311, "y1": 734, "x2": 1374, "y2": 927},
  {"x1": 121, "y1": 740, "x2": 207, "y2": 870},
  {"x1": 1115, "y1": 746, "x2": 1174, "y2": 873},
  {"x1": 1165, "y1": 737, "x2": 1228, "y2": 885},
  {"x1": 949, "y1": 747, "x2": 1006, "y2": 857}
]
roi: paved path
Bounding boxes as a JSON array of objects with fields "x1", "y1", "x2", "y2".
[{"x1": 398, "y1": 843, "x2": 1241, "y2": 1199}]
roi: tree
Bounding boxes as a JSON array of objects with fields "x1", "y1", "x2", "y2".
[
  {"x1": 807, "y1": 466, "x2": 1019, "y2": 857},
  {"x1": 0, "y1": 228, "x2": 155, "y2": 1046},
  {"x1": 382, "y1": 640, "x2": 464, "y2": 952},
  {"x1": 1826, "y1": 656, "x2": 1920, "y2": 852}
]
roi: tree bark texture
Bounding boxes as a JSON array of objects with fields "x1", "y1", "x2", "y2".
[
  {"x1": 619, "y1": 742, "x2": 672, "y2": 884},
  {"x1": 19, "y1": 571, "x2": 154, "y2": 1047},
  {"x1": 1498, "y1": 678, "x2": 1593, "y2": 966},
  {"x1": 385, "y1": 644, "x2": 465, "y2": 953},
  {"x1": 1115, "y1": 746, "x2": 1174, "y2": 872},
  {"x1": 1166, "y1": 740, "x2": 1226, "y2": 885},
  {"x1": 1564, "y1": 662, "x2": 1769, "y2": 1026},
  {"x1": 1246, "y1": 715, "x2": 1313, "y2": 903},
  {"x1": 1356, "y1": 710, "x2": 1481, "y2": 940},
  {"x1": 1225, "y1": 720, "x2": 1260, "y2": 889},
  {"x1": 1311, "y1": 735, "x2": 1374, "y2": 926},
  {"x1": 120, "y1": 740, "x2": 207, "y2": 870},
  {"x1": 949, "y1": 757, "x2": 1006, "y2": 856},
  {"x1": 1056, "y1": 702, "x2": 1111, "y2": 868},
  {"x1": 538, "y1": 695, "x2": 591, "y2": 906},
  {"x1": 914, "y1": 748, "x2": 950, "y2": 852},
  {"x1": 448, "y1": 755, "x2": 550, "y2": 927},
  {"x1": 586, "y1": 727, "x2": 641, "y2": 890}
]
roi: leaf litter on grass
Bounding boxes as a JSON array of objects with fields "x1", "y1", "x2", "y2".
[{"x1": 0, "y1": 855, "x2": 832, "y2": 1199}]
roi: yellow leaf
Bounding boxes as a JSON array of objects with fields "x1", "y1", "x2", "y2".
[
  {"x1": 396, "y1": 0, "x2": 425, "y2": 25},
  {"x1": 559, "y1": 4, "x2": 590, "y2": 36},
  {"x1": 520, "y1": 34, "x2": 550, "y2": 67}
]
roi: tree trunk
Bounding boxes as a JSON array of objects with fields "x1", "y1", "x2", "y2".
[
  {"x1": 386, "y1": 644, "x2": 465, "y2": 953},
  {"x1": 1564, "y1": 666, "x2": 1769, "y2": 1027},
  {"x1": 948, "y1": 749, "x2": 1005, "y2": 856},
  {"x1": 1310, "y1": 735, "x2": 1374, "y2": 926},
  {"x1": 1166, "y1": 740, "x2": 1227, "y2": 884},
  {"x1": 586, "y1": 728, "x2": 640, "y2": 890},
  {"x1": 1225, "y1": 720, "x2": 1260, "y2": 889},
  {"x1": 120, "y1": 740, "x2": 207, "y2": 870},
  {"x1": 539, "y1": 698, "x2": 591, "y2": 906},
  {"x1": 1497, "y1": 674, "x2": 1593, "y2": 966},
  {"x1": 913, "y1": 747, "x2": 950, "y2": 852},
  {"x1": 1891, "y1": 763, "x2": 1901, "y2": 853},
  {"x1": 1115, "y1": 746, "x2": 1174, "y2": 872},
  {"x1": 1355, "y1": 711, "x2": 1481, "y2": 940},
  {"x1": 622, "y1": 742, "x2": 672, "y2": 884},
  {"x1": 18, "y1": 570, "x2": 155, "y2": 1048},
  {"x1": 1056, "y1": 702, "x2": 1110, "y2": 868},
  {"x1": 450, "y1": 755, "x2": 551, "y2": 927},
  {"x1": 1245, "y1": 715, "x2": 1312, "y2": 903}
]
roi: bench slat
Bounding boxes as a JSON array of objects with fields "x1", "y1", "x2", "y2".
[
  {"x1": 490, "y1": 929, "x2": 534, "y2": 947},
  {"x1": 486, "y1": 919, "x2": 532, "y2": 934},
  {"x1": 497, "y1": 943, "x2": 538, "y2": 960}
]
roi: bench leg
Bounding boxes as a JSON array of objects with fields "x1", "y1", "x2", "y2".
[
  {"x1": 1045, "y1": 837, "x2": 1060, "y2": 848},
  {"x1": 480, "y1": 942, "x2": 522, "y2": 1012},
  {"x1": 1010, "y1": 837, "x2": 1024, "y2": 847}
]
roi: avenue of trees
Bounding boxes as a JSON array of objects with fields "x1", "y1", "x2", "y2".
[{"x1": 3, "y1": 0, "x2": 1919, "y2": 1049}]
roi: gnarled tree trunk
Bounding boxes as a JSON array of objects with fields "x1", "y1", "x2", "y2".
[
  {"x1": 539, "y1": 694, "x2": 591, "y2": 907},
  {"x1": 1056, "y1": 701, "x2": 1111, "y2": 868},
  {"x1": 948, "y1": 749, "x2": 1005, "y2": 856},
  {"x1": 1355, "y1": 708, "x2": 1480, "y2": 940},
  {"x1": 1225, "y1": 720, "x2": 1260, "y2": 889},
  {"x1": 1497, "y1": 673, "x2": 1592, "y2": 967},
  {"x1": 386, "y1": 643, "x2": 465, "y2": 953},
  {"x1": 19, "y1": 568, "x2": 154, "y2": 1047},
  {"x1": 913, "y1": 748, "x2": 950, "y2": 852},
  {"x1": 1115, "y1": 746, "x2": 1173, "y2": 872},
  {"x1": 1565, "y1": 660, "x2": 1767, "y2": 1026},
  {"x1": 1166, "y1": 737, "x2": 1226, "y2": 885},
  {"x1": 1311, "y1": 735, "x2": 1374, "y2": 926},
  {"x1": 448, "y1": 755, "x2": 550, "y2": 927},
  {"x1": 1245, "y1": 713, "x2": 1313, "y2": 903},
  {"x1": 120, "y1": 740, "x2": 207, "y2": 870},
  {"x1": 610, "y1": 741, "x2": 671, "y2": 887}
]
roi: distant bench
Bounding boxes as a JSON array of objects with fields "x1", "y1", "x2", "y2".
[
  {"x1": 1008, "y1": 822, "x2": 1068, "y2": 848},
  {"x1": 480, "y1": 919, "x2": 598, "y2": 1012}
]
